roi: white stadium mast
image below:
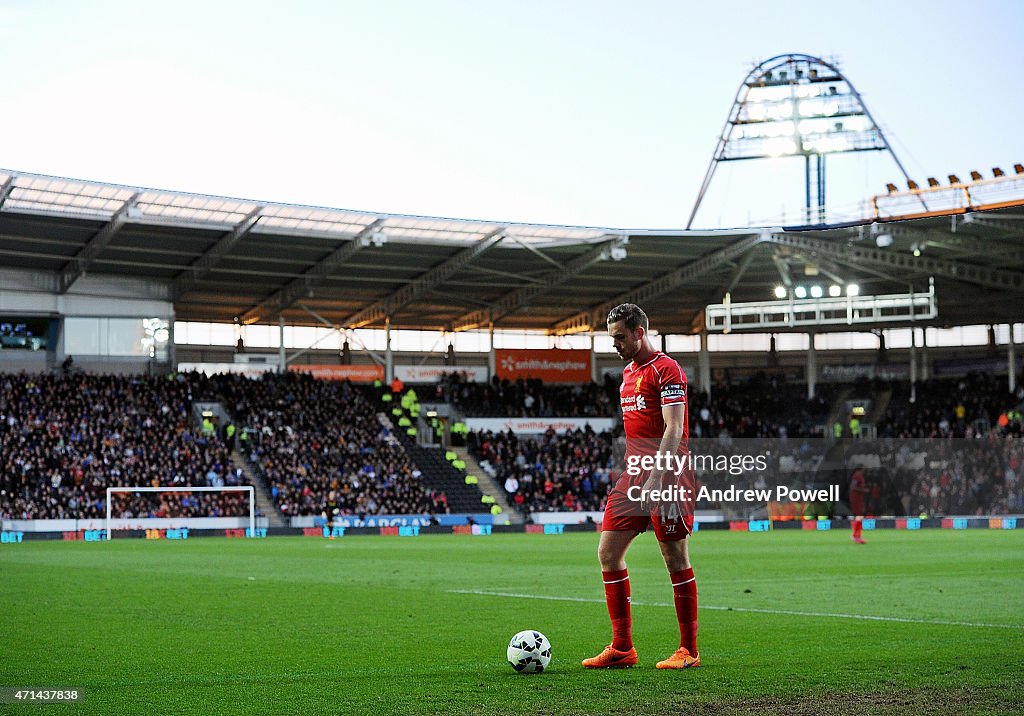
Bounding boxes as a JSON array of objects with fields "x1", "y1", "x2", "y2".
[{"x1": 687, "y1": 53, "x2": 919, "y2": 228}]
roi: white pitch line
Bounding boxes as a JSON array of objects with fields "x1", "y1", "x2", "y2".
[{"x1": 446, "y1": 589, "x2": 1024, "y2": 630}]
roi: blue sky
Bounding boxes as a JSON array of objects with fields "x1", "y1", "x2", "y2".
[{"x1": 1, "y1": 0, "x2": 1020, "y2": 228}]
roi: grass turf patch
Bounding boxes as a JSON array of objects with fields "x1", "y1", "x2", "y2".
[{"x1": 1, "y1": 529, "x2": 1022, "y2": 715}]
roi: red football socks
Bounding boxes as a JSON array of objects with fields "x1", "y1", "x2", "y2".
[
  {"x1": 670, "y1": 568, "x2": 698, "y2": 654},
  {"x1": 853, "y1": 519, "x2": 862, "y2": 539},
  {"x1": 602, "y1": 569, "x2": 632, "y2": 650}
]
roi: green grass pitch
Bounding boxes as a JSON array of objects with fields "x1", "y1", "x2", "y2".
[{"x1": 2, "y1": 529, "x2": 1022, "y2": 715}]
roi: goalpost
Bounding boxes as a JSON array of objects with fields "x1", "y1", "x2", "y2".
[{"x1": 105, "y1": 486, "x2": 256, "y2": 540}]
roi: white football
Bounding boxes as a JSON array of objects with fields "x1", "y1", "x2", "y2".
[{"x1": 506, "y1": 630, "x2": 552, "y2": 674}]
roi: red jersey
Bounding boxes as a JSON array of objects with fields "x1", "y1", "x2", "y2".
[
  {"x1": 620, "y1": 351, "x2": 689, "y2": 441},
  {"x1": 605, "y1": 350, "x2": 694, "y2": 539},
  {"x1": 849, "y1": 468, "x2": 867, "y2": 514}
]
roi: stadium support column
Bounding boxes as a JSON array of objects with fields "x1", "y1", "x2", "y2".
[
  {"x1": 591, "y1": 334, "x2": 598, "y2": 383},
  {"x1": 1009, "y1": 324, "x2": 1018, "y2": 394},
  {"x1": 807, "y1": 331, "x2": 817, "y2": 400},
  {"x1": 488, "y1": 322, "x2": 496, "y2": 381},
  {"x1": 168, "y1": 319, "x2": 176, "y2": 373},
  {"x1": 698, "y1": 331, "x2": 711, "y2": 397},
  {"x1": 909, "y1": 328, "x2": 918, "y2": 404},
  {"x1": 920, "y1": 328, "x2": 930, "y2": 381},
  {"x1": 385, "y1": 317, "x2": 394, "y2": 383},
  {"x1": 278, "y1": 317, "x2": 286, "y2": 373}
]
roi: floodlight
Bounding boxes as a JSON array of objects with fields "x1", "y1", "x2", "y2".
[
  {"x1": 687, "y1": 53, "x2": 914, "y2": 229},
  {"x1": 948, "y1": 175, "x2": 961, "y2": 185},
  {"x1": 846, "y1": 284, "x2": 860, "y2": 296},
  {"x1": 774, "y1": 286, "x2": 787, "y2": 299},
  {"x1": 875, "y1": 233, "x2": 893, "y2": 248},
  {"x1": 794, "y1": 286, "x2": 808, "y2": 298},
  {"x1": 829, "y1": 285, "x2": 842, "y2": 297},
  {"x1": 810, "y1": 285, "x2": 823, "y2": 298},
  {"x1": 970, "y1": 171, "x2": 982, "y2": 182}
]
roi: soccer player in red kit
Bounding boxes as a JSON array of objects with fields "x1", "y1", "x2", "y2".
[
  {"x1": 582, "y1": 303, "x2": 699, "y2": 670},
  {"x1": 849, "y1": 464, "x2": 868, "y2": 544}
]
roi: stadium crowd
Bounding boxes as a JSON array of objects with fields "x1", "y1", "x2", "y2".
[
  {"x1": 420, "y1": 372, "x2": 619, "y2": 417},
  {"x1": 469, "y1": 426, "x2": 616, "y2": 513},
  {"x1": 0, "y1": 372, "x2": 247, "y2": 520},
  {"x1": 878, "y1": 373, "x2": 1023, "y2": 438},
  {"x1": 2, "y1": 367, "x2": 1020, "y2": 523},
  {"x1": 466, "y1": 371, "x2": 1022, "y2": 518},
  {"x1": 196, "y1": 372, "x2": 445, "y2": 518}
]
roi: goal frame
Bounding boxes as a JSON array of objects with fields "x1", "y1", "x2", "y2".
[{"x1": 105, "y1": 486, "x2": 256, "y2": 540}]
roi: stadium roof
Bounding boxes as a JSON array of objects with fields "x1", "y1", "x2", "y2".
[{"x1": 1, "y1": 168, "x2": 1023, "y2": 335}]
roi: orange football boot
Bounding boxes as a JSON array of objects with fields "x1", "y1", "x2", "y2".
[
  {"x1": 581, "y1": 645, "x2": 638, "y2": 669},
  {"x1": 655, "y1": 646, "x2": 700, "y2": 669}
]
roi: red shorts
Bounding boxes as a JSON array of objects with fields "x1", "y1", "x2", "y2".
[{"x1": 602, "y1": 485, "x2": 693, "y2": 541}]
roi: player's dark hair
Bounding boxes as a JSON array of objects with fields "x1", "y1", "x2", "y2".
[{"x1": 606, "y1": 303, "x2": 648, "y2": 332}]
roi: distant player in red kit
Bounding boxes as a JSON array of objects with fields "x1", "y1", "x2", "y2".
[
  {"x1": 582, "y1": 303, "x2": 699, "y2": 670},
  {"x1": 849, "y1": 464, "x2": 868, "y2": 544}
]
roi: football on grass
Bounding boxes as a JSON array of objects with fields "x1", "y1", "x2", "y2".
[{"x1": 507, "y1": 630, "x2": 552, "y2": 673}]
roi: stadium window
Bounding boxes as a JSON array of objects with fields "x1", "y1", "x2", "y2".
[
  {"x1": 452, "y1": 331, "x2": 488, "y2": 353},
  {"x1": 882, "y1": 328, "x2": 912, "y2": 349},
  {"x1": 707, "y1": 334, "x2": 770, "y2": 352},
  {"x1": 492, "y1": 330, "x2": 550, "y2": 350},
  {"x1": 181, "y1": 322, "x2": 210, "y2": 347},
  {"x1": 392, "y1": 330, "x2": 444, "y2": 352},
  {"x1": 960, "y1": 325, "x2": 989, "y2": 346},
  {"x1": 208, "y1": 322, "x2": 235, "y2": 347},
  {"x1": 775, "y1": 333, "x2": 810, "y2": 351},
  {"x1": 814, "y1": 332, "x2": 877, "y2": 350},
  {"x1": 523, "y1": 332, "x2": 550, "y2": 350},
  {"x1": 173, "y1": 321, "x2": 189, "y2": 344},
  {"x1": 666, "y1": 335, "x2": 700, "y2": 353},
  {"x1": 553, "y1": 334, "x2": 592, "y2": 350},
  {"x1": 992, "y1": 324, "x2": 1024, "y2": 346},
  {"x1": 180, "y1": 321, "x2": 210, "y2": 345},
  {"x1": 491, "y1": 331, "x2": 517, "y2": 349},
  {"x1": 241, "y1": 324, "x2": 278, "y2": 348}
]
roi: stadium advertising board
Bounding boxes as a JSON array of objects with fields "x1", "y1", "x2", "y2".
[
  {"x1": 289, "y1": 514, "x2": 493, "y2": 528},
  {"x1": 287, "y1": 364, "x2": 384, "y2": 382},
  {"x1": 819, "y1": 363, "x2": 909, "y2": 382},
  {"x1": 495, "y1": 348, "x2": 591, "y2": 383},
  {"x1": 395, "y1": 365, "x2": 488, "y2": 382},
  {"x1": 465, "y1": 417, "x2": 615, "y2": 434}
]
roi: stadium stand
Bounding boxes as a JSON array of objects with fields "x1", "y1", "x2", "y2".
[
  {"x1": 195, "y1": 372, "x2": 452, "y2": 518},
  {"x1": 469, "y1": 426, "x2": 616, "y2": 514},
  {"x1": 2, "y1": 368, "x2": 1020, "y2": 523},
  {"x1": 877, "y1": 373, "x2": 1022, "y2": 438},
  {"x1": 419, "y1": 373, "x2": 619, "y2": 417},
  {"x1": 462, "y1": 373, "x2": 1023, "y2": 518},
  {"x1": 0, "y1": 372, "x2": 248, "y2": 520}
]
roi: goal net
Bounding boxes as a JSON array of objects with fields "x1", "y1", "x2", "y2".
[{"x1": 104, "y1": 486, "x2": 256, "y2": 539}]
